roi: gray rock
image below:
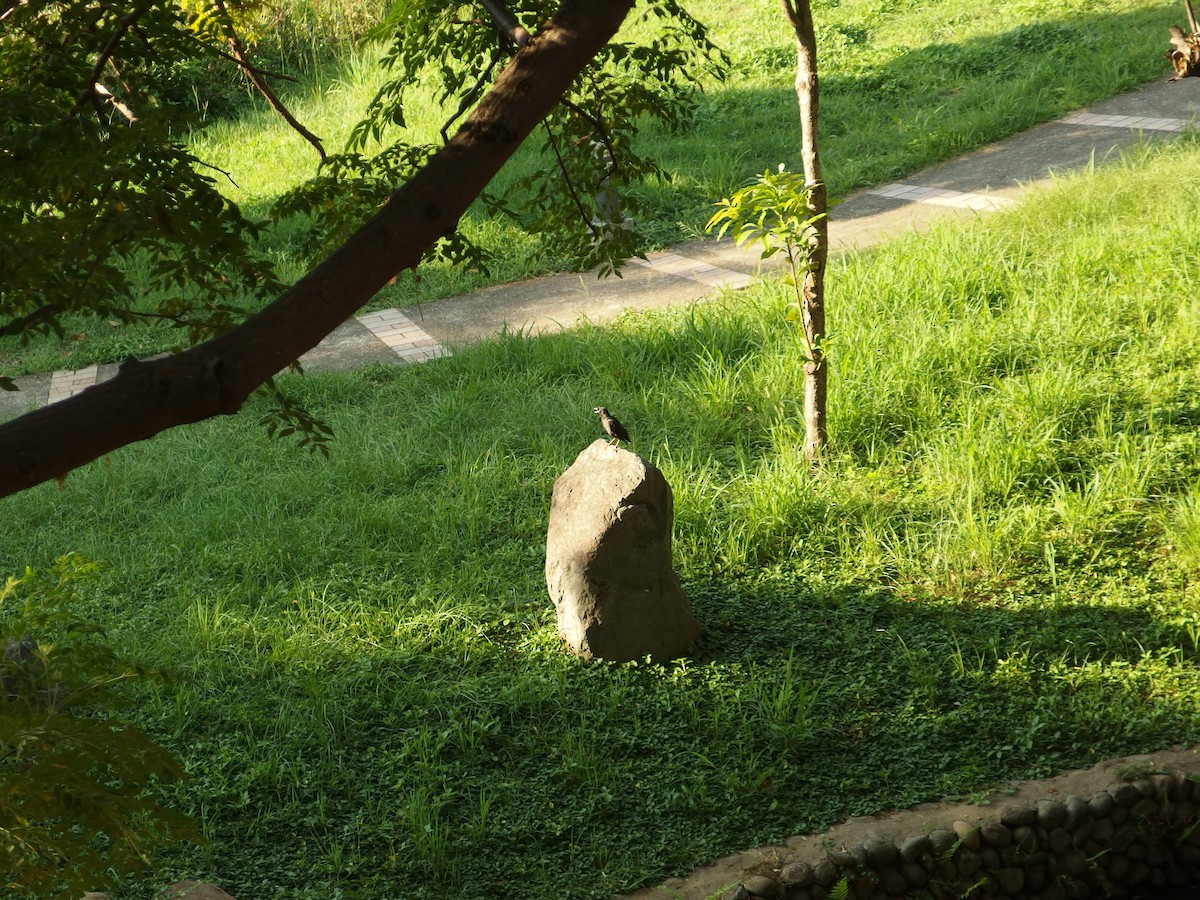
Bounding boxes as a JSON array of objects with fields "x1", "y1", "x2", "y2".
[
  {"x1": 827, "y1": 847, "x2": 857, "y2": 867},
  {"x1": 1012, "y1": 825, "x2": 1038, "y2": 855},
  {"x1": 161, "y1": 884, "x2": 237, "y2": 900},
  {"x1": 812, "y1": 860, "x2": 839, "y2": 888},
  {"x1": 862, "y1": 835, "x2": 897, "y2": 868},
  {"x1": 999, "y1": 804, "x2": 1037, "y2": 827},
  {"x1": 1173, "y1": 799, "x2": 1197, "y2": 827},
  {"x1": 1026, "y1": 863, "x2": 1049, "y2": 890},
  {"x1": 952, "y1": 820, "x2": 981, "y2": 851},
  {"x1": 779, "y1": 861, "x2": 813, "y2": 887},
  {"x1": 1147, "y1": 843, "x2": 1171, "y2": 867},
  {"x1": 1047, "y1": 827, "x2": 1072, "y2": 854},
  {"x1": 995, "y1": 866, "x2": 1024, "y2": 895},
  {"x1": 1175, "y1": 843, "x2": 1200, "y2": 868},
  {"x1": 1109, "y1": 782, "x2": 1140, "y2": 807},
  {"x1": 1131, "y1": 797, "x2": 1161, "y2": 822},
  {"x1": 979, "y1": 846, "x2": 1001, "y2": 871},
  {"x1": 1174, "y1": 771, "x2": 1197, "y2": 801},
  {"x1": 850, "y1": 844, "x2": 869, "y2": 869},
  {"x1": 1037, "y1": 799, "x2": 1068, "y2": 829},
  {"x1": 1151, "y1": 773, "x2": 1175, "y2": 801},
  {"x1": 900, "y1": 861, "x2": 928, "y2": 887},
  {"x1": 1056, "y1": 849, "x2": 1085, "y2": 877},
  {"x1": 1108, "y1": 853, "x2": 1131, "y2": 880},
  {"x1": 877, "y1": 868, "x2": 908, "y2": 895},
  {"x1": 1091, "y1": 817, "x2": 1115, "y2": 841},
  {"x1": 1064, "y1": 795, "x2": 1089, "y2": 828},
  {"x1": 545, "y1": 441, "x2": 700, "y2": 662},
  {"x1": 741, "y1": 875, "x2": 783, "y2": 899},
  {"x1": 955, "y1": 848, "x2": 982, "y2": 878},
  {"x1": 899, "y1": 834, "x2": 931, "y2": 861},
  {"x1": 934, "y1": 858, "x2": 957, "y2": 882},
  {"x1": 929, "y1": 828, "x2": 956, "y2": 855},
  {"x1": 1069, "y1": 816, "x2": 1094, "y2": 846},
  {"x1": 1088, "y1": 790, "x2": 1116, "y2": 818},
  {"x1": 979, "y1": 821, "x2": 1011, "y2": 848}
]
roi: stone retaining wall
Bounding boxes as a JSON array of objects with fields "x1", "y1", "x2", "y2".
[{"x1": 736, "y1": 771, "x2": 1200, "y2": 900}]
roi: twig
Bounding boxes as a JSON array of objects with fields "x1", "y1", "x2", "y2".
[
  {"x1": 479, "y1": 0, "x2": 530, "y2": 47},
  {"x1": 0, "y1": 304, "x2": 64, "y2": 339},
  {"x1": 0, "y1": 0, "x2": 30, "y2": 24},
  {"x1": 441, "y1": 55, "x2": 499, "y2": 144},
  {"x1": 207, "y1": 44, "x2": 299, "y2": 82},
  {"x1": 557, "y1": 94, "x2": 619, "y2": 189},
  {"x1": 541, "y1": 120, "x2": 599, "y2": 236},
  {"x1": 194, "y1": 159, "x2": 241, "y2": 189},
  {"x1": 94, "y1": 83, "x2": 137, "y2": 124},
  {"x1": 211, "y1": 0, "x2": 326, "y2": 161},
  {"x1": 82, "y1": 6, "x2": 148, "y2": 117}
]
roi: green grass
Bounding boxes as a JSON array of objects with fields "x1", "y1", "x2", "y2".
[
  {"x1": 3, "y1": 134, "x2": 1200, "y2": 898},
  {"x1": 0, "y1": 0, "x2": 1181, "y2": 377}
]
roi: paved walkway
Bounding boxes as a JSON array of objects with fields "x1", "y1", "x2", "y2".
[{"x1": 3, "y1": 77, "x2": 1198, "y2": 420}]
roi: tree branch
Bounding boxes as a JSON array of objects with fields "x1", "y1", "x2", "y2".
[
  {"x1": 0, "y1": 0, "x2": 637, "y2": 499},
  {"x1": 212, "y1": 0, "x2": 325, "y2": 161},
  {"x1": 479, "y1": 0, "x2": 530, "y2": 47},
  {"x1": 81, "y1": 6, "x2": 148, "y2": 119}
]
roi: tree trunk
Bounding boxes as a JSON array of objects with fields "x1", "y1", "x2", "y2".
[
  {"x1": 783, "y1": 0, "x2": 827, "y2": 460},
  {"x1": 0, "y1": 0, "x2": 635, "y2": 499}
]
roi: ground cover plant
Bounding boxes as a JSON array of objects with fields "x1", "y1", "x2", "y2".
[
  {"x1": 0, "y1": 0, "x2": 1179, "y2": 377},
  {"x1": 3, "y1": 134, "x2": 1200, "y2": 898}
]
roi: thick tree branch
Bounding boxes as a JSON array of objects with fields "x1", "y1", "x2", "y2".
[{"x1": 0, "y1": 0, "x2": 636, "y2": 499}]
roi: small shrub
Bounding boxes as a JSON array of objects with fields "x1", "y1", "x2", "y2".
[{"x1": 1, "y1": 555, "x2": 199, "y2": 898}]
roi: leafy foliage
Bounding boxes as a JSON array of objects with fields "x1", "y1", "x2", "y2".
[
  {"x1": 0, "y1": 0, "x2": 346, "y2": 449},
  {"x1": 0, "y1": 555, "x2": 199, "y2": 898},
  {"x1": 272, "y1": 0, "x2": 727, "y2": 277},
  {"x1": 706, "y1": 165, "x2": 825, "y2": 333},
  {"x1": 0, "y1": 0, "x2": 279, "y2": 359}
]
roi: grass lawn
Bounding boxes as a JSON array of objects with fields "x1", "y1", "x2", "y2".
[
  {"x1": 0, "y1": 0, "x2": 1182, "y2": 376},
  {"x1": 3, "y1": 133, "x2": 1200, "y2": 897}
]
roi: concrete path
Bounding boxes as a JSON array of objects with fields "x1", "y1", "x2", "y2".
[{"x1": 3, "y1": 76, "x2": 1198, "y2": 421}]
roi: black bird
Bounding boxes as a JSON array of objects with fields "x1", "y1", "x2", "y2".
[{"x1": 593, "y1": 406, "x2": 631, "y2": 446}]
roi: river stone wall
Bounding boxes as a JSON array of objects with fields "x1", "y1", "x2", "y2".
[{"x1": 735, "y1": 771, "x2": 1200, "y2": 900}]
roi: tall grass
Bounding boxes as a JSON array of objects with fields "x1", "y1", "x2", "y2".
[{"x1": 3, "y1": 135, "x2": 1200, "y2": 898}]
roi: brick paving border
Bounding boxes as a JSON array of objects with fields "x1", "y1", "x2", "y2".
[
  {"x1": 355, "y1": 308, "x2": 450, "y2": 362},
  {"x1": 627, "y1": 251, "x2": 757, "y2": 289},
  {"x1": 866, "y1": 183, "x2": 1015, "y2": 211},
  {"x1": 1061, "y1": 112, "x2": 1193, "y2": 132},
  {"x1": 46, "y1": 366, "x2": 99, "y2": 405}
]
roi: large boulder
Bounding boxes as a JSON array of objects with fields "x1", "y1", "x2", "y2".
[{"x1": 545, "y1": 440, "x2": 700, "y2": 662}]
